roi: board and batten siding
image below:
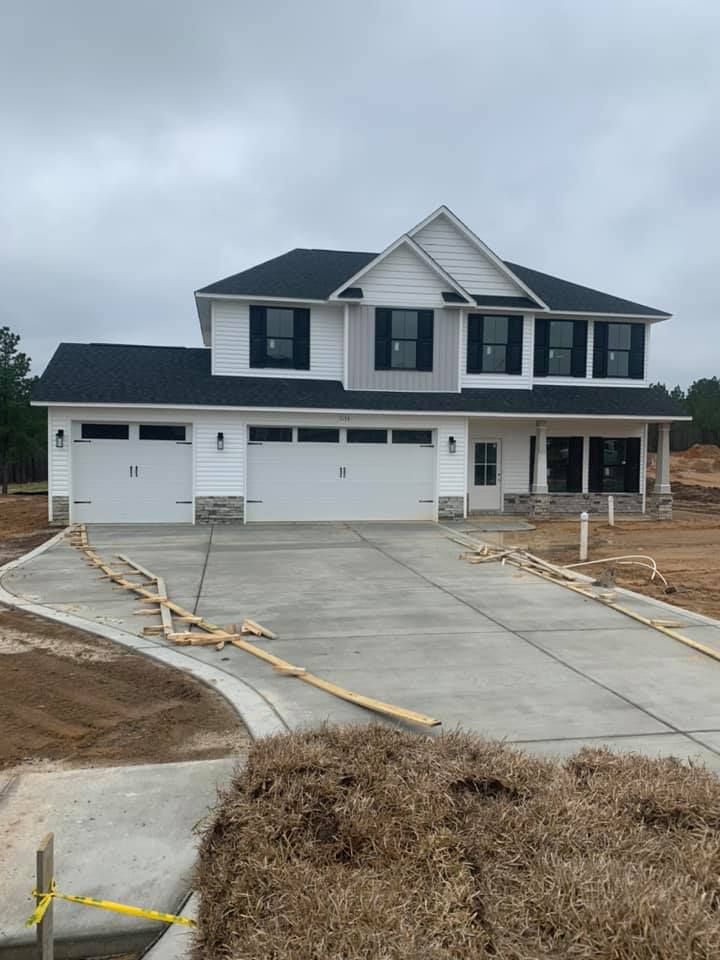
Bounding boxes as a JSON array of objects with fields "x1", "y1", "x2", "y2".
[
  {"x1": 413, "y1": 214, "x2": 522, "y2": 297},
  {"x1": 211, "y1": 300, "x2": 344, "y2": 380},
  {"x1": 357, "y1": 244, "x2": 454, "y2": 308},
  {"x1": 347, "y1": 305, "x2": 460, "y2": 392},
  {"x1": 461, "y1": 314, "x2": 534, "y2": 389}
]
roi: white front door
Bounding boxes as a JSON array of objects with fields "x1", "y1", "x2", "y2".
[
  {"x1": 468, "y1": 439, "x2": 502, "y2": 512},
  {"x1": 246, "y1": 427, "x2": 436, "y2": 521},
  {"x1": 72, "y1": 422, "x2": 193, "y2": 523}
]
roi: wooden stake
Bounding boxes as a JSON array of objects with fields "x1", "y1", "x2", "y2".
[{"x1": 37, "y1": 832, "x2": 54, "y2": 960}]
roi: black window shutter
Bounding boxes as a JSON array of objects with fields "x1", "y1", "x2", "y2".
[
  {"x1": 593, "y1": 322, "x2": 609, "y2": 378},
  {"x1": 529, "y1": 435, "x2": 536, "y2": 490},
  {"x1": 624, "y1": 437, "x2": 641, "y2": 492},
  {"x1": 534, "y1": 318, "x2": 549, "y2": 377},
  {"x1": 567, "y1": 436, "x2": 583, "y2": 492},
  {"x1": 467, "y1": 314, "x2": 484, "y2": 373},
  {"x1": 629, "y1": 324, "x2": 646, "y2": 379},
  {"x1": 571, "y1": 320, "x2": 588, "y2": 377},
  {"x1": 374, "y1": 308, "x2": 391, "y2": 370},
  {"x1": 293, "y1": 308, "x2": 310, "y2": 369},
  {"x1": 588, "y1": 436, "x2": 604, "y2": 492},
  {"x1": 416, "y1": 310, "x2": 434, "y2": 371},
  {"x1": 507, "y1": 316, "x2": 524, "y2": 375},
  {"x1": 249, "y1": 306, "x2": 267, "y2": 368}
]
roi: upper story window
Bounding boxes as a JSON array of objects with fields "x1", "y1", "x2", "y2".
[
  {"x1": 467, "y1": 314, "x2": 523, "y2": 375},
  {"x1": 533, "y1": 318, "x2": 587, "y2": 378},
  {"x1": 592, "y1": 322, "x2": 645, "y2": 379},
  {"x1": 249, "y1": 305, "x2": 310, "y2": 369},
  {"x1": 375, "y1": 308, "x2": 433, "y2": 372}
]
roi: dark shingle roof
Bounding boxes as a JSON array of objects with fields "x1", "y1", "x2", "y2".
[
  {"x1": 34, "y1": 343, "x2": 686, "y2": 419},
  {"x1": 196, "y1": 248, "x2": 669, "y2": 317}
]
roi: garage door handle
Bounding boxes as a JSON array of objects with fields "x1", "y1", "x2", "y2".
[{"x1": 135, "y1": 465, "x2": 139, "y2": 477}]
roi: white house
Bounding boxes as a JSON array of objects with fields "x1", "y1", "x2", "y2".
[{"x1": 34, "y1": 206, "x2": 685, "y2": 526}]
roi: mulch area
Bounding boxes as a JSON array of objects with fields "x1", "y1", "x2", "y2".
[{"x1": 195, "y1": 725, "x2": 720, "y2": 959}]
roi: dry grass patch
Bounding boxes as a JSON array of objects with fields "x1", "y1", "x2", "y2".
[{"x1": 195, "y1": 726, "x2": 720, "y2": 959}]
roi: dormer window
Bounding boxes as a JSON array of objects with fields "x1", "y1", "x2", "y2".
[
  {"x1": 249, "y1": 305, "x2": 310, "y2": 369},
  {"x1": 374, "y1": 308, "x2": 434, "y2": 371},
  {"x1": 592, "y1": 322, "x2": 645, "y2": 379}
]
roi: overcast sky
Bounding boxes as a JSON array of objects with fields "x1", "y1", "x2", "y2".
[{"x1": 2, "y1": 1, "x2": 719, "y2": 386}]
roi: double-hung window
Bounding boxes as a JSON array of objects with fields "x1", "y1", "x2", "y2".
[
  {"x1": 375, "y1": 309, "x2": 434, "y2": 371},
  {"x1": 588, "y1": 437, "x2": 641, "y2": 492},
  {"x1": 534, "y1": 318, "x2": 588, "y2": 378},
  {"x1": 593, "y1": 322, "x2": 645, "y2": 379},
  {"x1": 249, "y1": 306, "x2": 310, "y2": 369},
  {"x1": 467, "y1": 315, "x2": 523, "y2": 375}
]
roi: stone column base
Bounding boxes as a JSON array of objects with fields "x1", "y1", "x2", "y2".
[
  {"x1": 438, "y1": 496, "x2": 465, "y2": 521},
  {"x1": 195, "y1": 496, "x2": 244, "y2": 524},
  {"x1": 527, "y1": 494, "x2": 550, "y2": 519},
  {"x1": 50, "y1": 496, "x2": 69, "y2": 526},
  {"x1": 647, "y1": 493, "x2": 673, "y2": 520}
]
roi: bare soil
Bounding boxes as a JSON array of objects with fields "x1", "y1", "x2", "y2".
[
  {"x1": 0, "y1": 494, "x2": 53, "y2": 565},
  {"x1": 0, "y1": 605, "x2": 248, "y2": 773}
]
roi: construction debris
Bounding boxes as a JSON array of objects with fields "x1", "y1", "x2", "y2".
[{"x1": 67, "y1": 525, "x2": 440, "y2": 729}]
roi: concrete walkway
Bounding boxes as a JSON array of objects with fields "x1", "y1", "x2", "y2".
[{"x1": 4, "y1": 522, "x2": 720, "y2": 767}]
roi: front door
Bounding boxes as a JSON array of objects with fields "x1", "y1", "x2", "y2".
[{"x1": 469, "y1": 440, "x2": 502, "y2": 512}]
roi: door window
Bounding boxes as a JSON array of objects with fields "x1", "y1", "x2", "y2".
[{"x1": 474, "y1": 442, "x2": 498, "y2": 486}]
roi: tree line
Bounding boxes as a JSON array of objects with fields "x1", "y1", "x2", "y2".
[
  {"x1": 0, "y1": 326, "x2": 47, "y2": 494},
  {"x1": 649, "y1": 379, "x2": 720, "y2": 450}
]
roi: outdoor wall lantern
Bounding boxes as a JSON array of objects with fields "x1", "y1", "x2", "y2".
[
  {"x1": 448, "y1": 435, "x2": 457, "y2": 454},
  {"x1": 216, "y1": 431, "x2": 225, "y2": 451},
  {"x1": 55, "y1": 429, "x2": 64, "y2": 449}
]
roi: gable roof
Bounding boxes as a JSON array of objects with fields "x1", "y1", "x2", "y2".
[
  {"x1": 196, "y1": 248, "x2": 669, "y2": 317},
  {"x1": 34, "y1": 343, "x2": 686, "y2": 419}
]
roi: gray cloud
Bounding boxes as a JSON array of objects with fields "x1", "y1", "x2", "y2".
[{"x1": 3, "y1": 0, "x2": 719, "y2": 385}]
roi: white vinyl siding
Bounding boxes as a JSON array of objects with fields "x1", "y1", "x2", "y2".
[
  {"x1": 211, "y1": 300, "x2": 343, "y2": 379},
  {"x1": 48, "y1": 408, "x2": 71, "y2": 497},
  {"x1": 461, "y1": 314, "x2": 534, "y2": 389},
  {"x1": 194, "y1": 417, "x2": 245, "y2": 497},
  {"x1": 413, "y1": 213, "x2": 522, "y2": 297},
  {"x1": 358, "y1": 245, "x2": 450, "y2": 307},
  {"x1": 437, "y1": 419, "x2": 467, "y2": 497}
]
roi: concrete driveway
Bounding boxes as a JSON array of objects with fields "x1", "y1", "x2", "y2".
[{"x1": 5, "y1": 521, "x2": 720, "y2": 768}]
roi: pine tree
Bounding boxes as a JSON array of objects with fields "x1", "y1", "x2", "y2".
[{"x1": 0, "y1": 327, "x2": 43, "y2": 495}]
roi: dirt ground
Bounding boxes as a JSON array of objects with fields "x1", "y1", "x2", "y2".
[
  {"x1": 0, "y1": 494, "x2": 53, "y2": 565},
  {"x1": 0, "y1": 604, "x2": 248, "y2": 773}
]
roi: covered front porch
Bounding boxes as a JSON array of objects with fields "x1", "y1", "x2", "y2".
[{"x1": 465, "y1": 417, "x2": 673, "y2": 520}]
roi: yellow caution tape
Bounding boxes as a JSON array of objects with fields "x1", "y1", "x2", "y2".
[{"x1": 26, "y1": 880, "x2": 196, "y2": 929}]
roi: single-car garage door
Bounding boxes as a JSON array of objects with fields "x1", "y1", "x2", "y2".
[
  {"x1": 72, "y1": 422, "x2": 193, "y2": 523},
  {"x1": 246, "y1": 426, "x2": 436, "y2": 522}
]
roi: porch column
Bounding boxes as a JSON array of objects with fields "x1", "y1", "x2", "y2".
[
  {"x1": 654, "y1": 422, "x2": 672, "y2": 494},
  {"x1": 532, "y1": 420, "x2": 549, "y2": 494}
]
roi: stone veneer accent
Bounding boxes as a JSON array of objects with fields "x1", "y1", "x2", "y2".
[
  {"x1": 503, "y1": 492, "x2": 646, "y2": 517},
  {"x1": 50, "y1": 496, "x2": 69, "y2": 526},
  {"x1": 438, "y1": 496, "x2": 465, "y2": 521},
  {"x1": 195, "y1": 496, "x2": 245, "y2": 524},
  {"x1": 647, "y1": 493, "x2": 673, "y2": 520}
]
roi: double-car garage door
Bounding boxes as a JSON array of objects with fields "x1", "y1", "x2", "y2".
[
  {"x1": 246, "y1": 426, "x2": 436, "y2": 522},
  {"x1": 70, "y1": 421, "x2": 437, "y2": 523}
]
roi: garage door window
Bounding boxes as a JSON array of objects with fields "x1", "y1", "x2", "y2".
[
  {"x1": 392, "y1": 430, "x2": 432, "y2": 445},
  {"x1": 81, "y1": 423, "x2": 129, "y2": 440},
  {"x1": 298, "y1": 428, "x2": 340, "y2": 443},
  {"x1": 139, "y1": 425, "x2": 186, "y2": 441},
  {"x1": 347, "y1": 429, "x2": 387, "y2": 444},
  {"x1": 248, "y1": 427, "x2": 293, "y2": 442}
]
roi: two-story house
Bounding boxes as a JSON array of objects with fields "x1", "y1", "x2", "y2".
[{"x1": 34, "y1": 206, "x2": 686, "y2": 526}]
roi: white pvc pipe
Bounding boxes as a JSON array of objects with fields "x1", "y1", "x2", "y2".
[
  {"x1": 579, "y1": 511, "x2": 589, "y2": 561},
  {"x1": 608, "y1": 495, "x2": 615, "y2": 527}
]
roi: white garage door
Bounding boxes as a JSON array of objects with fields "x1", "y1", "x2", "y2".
[
  {"x1": 246, "y1": 426, "x2": 436, "y2": 522},
  {"x1": 72, "y1": 422, "x2": 193, "y2": 523}
]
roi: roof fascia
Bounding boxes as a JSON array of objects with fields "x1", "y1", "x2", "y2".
[
  {"x1": 194, "y1": 292, "x2": 331, "y2": 305},
  {"x1": 408, "y1": 205, "x2": 550, "y2": 310},
  {"x1": 327, "y1": 234, "x2": 472, "y2": 302},
  {"x1": 32, "y1": 400, "x2": 690, "y2": 422}
]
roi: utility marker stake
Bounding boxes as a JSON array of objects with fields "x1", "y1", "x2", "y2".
[
  {"x1": 37, "y1": 833, "x2": 54, "y2": 960},
  {"x1": 608, "y1": 495, "x2": 615, "y2": 527},
  {"x1": 579, "y1": 511, "x2": 589, "y2": 562}
]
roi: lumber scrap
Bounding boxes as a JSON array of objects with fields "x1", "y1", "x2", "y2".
[
  {"x1": 154, "y1": 576, "x2": 174, "y2": 637},
  {"x1": 241, "y1": 618, "x2": 277, "y2": 640}
]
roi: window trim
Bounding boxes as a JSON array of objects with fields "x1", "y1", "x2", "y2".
[{"x1": 467, "y1": 314, "x2": 523, "y2": 376}]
